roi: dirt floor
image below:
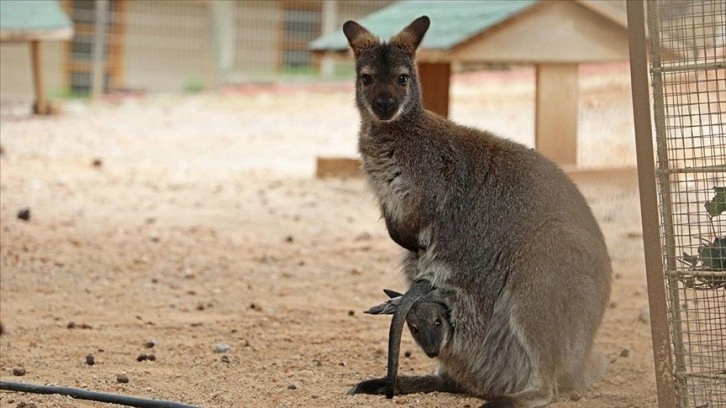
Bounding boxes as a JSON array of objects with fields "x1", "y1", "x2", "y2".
[{"x1": 1, "y1": 64, "x2": 659, "y2": 407}]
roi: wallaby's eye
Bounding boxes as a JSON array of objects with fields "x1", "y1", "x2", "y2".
[
  {"x1": 398, "y1": 74, "x2": 409, "y2": 85},
  {"x1": 434, "y1": 319, "x2": 442, "y2": 327},
  {"x1": 360, "y1": 74, "x2": 372, "y2": 85}
]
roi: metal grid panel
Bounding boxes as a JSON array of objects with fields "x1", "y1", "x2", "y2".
[{"x1": 648, "y1": 1, "x2": 726, "y2": 406}]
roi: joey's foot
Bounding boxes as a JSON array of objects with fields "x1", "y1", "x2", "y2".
[
  {"x1": 481, "y1": 396, "x2": 520, "y2": 408},
  {"x1": 348, "y1": 378, "x2": 393, "y2": 396}
]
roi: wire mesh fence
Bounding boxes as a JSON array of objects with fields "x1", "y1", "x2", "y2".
[
  {"x1": 646, "y1": 0, "x2": 726, "y2": 406},
  {"x1": 0, "y1": 0, "x2": 394, "y2": 97}
]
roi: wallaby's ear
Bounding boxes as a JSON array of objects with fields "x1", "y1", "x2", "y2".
[
  {"x1": 390, "y1": 16, "x2": 430, "y2": 55},
  {"x1": 343, "y1": 20, "x2": 379, "y2": 56}
]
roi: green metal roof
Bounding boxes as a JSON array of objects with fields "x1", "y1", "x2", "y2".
[
  {"x1": 0, "y1": 0, "x2": 73, "y2": 40},
  {"x1": 310, "y1": 0, "x2": 538, "y2": 52}
]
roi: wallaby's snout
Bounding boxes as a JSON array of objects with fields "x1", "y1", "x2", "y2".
[{"x1": 375, "y1": 95, "x2": 396, "y2": 117}]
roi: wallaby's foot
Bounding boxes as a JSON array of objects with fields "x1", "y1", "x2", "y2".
[
  {"x1": 481, "y1": 396, "x2": 520, "y2": 408},
  {"x1": 349, "y1": 374, "x2": 467, "y2": 396},
  {"x1": 348, "y1": 377, "x2": 388, "y2": 395}
]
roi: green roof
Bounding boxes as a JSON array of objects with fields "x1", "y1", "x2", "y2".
[
  {"x1": 0, "y1": 0, "x2": 73, "y2": 40},
  {"x1": 310, "y1": 0, "x2": 538, "y2": 52}
]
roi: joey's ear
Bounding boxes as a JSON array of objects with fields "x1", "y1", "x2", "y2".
[
  {"x1": 343, "y1": 20, "x2": 379, "y2": 56},
  {"x1": 390, "y1": 15, "x2": 430, "y2": 55}
]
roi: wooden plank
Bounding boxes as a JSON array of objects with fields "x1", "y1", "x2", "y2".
[
  {"x1": 417, "y1": 62, "x2": 450, "y2": 117},
  {"x1": 315, "y1": 157, "x2": 361, "y2": 178},
  {"x1": 535, "y1": 63, "x2": 578, "y2": 166}
]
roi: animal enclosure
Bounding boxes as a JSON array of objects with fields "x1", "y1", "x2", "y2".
[{"x1": 630, "y1": 1, "x2": 725, "y2": 407}]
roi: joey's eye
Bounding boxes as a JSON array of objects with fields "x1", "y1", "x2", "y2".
[
  {"x1": 361, "y1": 74, "x2": 372, "y2": 85},
  {"x1": 398, "y1": 74, "x2": 409, "y2": 85},
  {"x1": 434, "y1": 319, "x2": 442, "y2": 327}
]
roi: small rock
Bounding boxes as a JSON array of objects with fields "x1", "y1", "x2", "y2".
[
  {"x1": 214, "y1": 342, "x2": 231, "y2": 353},
  {"x1": 620, "y1": 349, "x2": 630, "y2": 358},
  {"x1": 348, "y1": 310, "x2": 355, "y2": 316},
  {"x1": 146, "y1": 354, "x2": 156, "y2": 361},
  {"x1": 394, "y1": 396, "x2": 407, "y2": 404},
  {"x1": 287, "y1": 384, "x2": 297, "y2": 390},
  {"x1": 91, "y1": 158, "x2": 103, "y2": 168},
  {"x1": 569, "y1": 391, "x2": 582, "y2": 401},
  {"x1": 638, "y1": 307, "x2": 651, "y2": 324},
  {"x1": 12, "y1": 367, "x2": 26, "y2": 376},
  {"x1": 354, "y1": 232, "x2": 372, "y2": 241},
  {"x1": 312, "y1": 359, "x2": 322, "y2": 367},
  {"x1": 221, "y1": 355, "x2": 231, "y2": 364},
  {"x1": 285, "y1": 235, "x2": 294, "y2": 243},
  {"x1": 116, "y1": 373, "x2": 129, "y2": 383},
  {"x1": 85, "y1": 354, "x2": 95, "y2": 366},
  {"x1": 144, "y1": 340, "x2": 157, "y2": 348},
  {"x1": 17, "y1": 208, "x2": 31, "y2": 222},
  {"x1": 16, "y1": 402, "x2": 38, "y2": 408},
  {"x1": 404, "y1": 351, "x2": 412, "y2": 358},
  {"x1": 137, "y1": 354, "x2": 148, "y2": 362}
]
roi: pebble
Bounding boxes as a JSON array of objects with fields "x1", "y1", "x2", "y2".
[
  {"x1": 620, "y1": 349, "x2": 630, "y2": 358},
  {"x1": 144, "y1": 340, "x2": 157, "y2": 348},
  {"x1": 214, "y1": 342, "x2": 231, "y2": 353},
  {"x1": 221, "y1": 355, "x2": 231, "y2": 364},
  {"x1": 12, "y1": 367, "x2": 26, "y2": 376},
  {"x1": 569, "y1": 391, "x2": 582, "y2": 401},
  {"x1": 16, "y1": 208, "x2": 31, "y2": 221},
  {"x1": 116, "y1": 373, "x2": 129, "y2": 383},
  {"x1": 404, "y1": 351, "x2": 412, "y2": 358},
  {"x1": 638, "y1": 307, "x2": 651, "y2": 324},
  {"x1": 287, "y1": 384, "x2": 297, "y2": 390},
  {"x1": 85, "y1": 354, "x2": 95, "y2": 365}
]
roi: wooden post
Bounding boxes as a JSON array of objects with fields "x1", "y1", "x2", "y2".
[
  {"x1": 535, "y1": 63, "x2": 578, "y2": 166},
  {"x1": 417, "y1": 62, "x2": 450, "y2": 117},
  {"x1": 30, "y1": 40, "x2": 47, "y2": 115},
  {"x1": 92, "y1": 0, "x2": 109, "y2": 99},
  {"x1": 320, "y1": 0, "x2": 338, "y2": 79},
  {"x1": 627, "y1": 1, "x2": 678, "y2": 407}
]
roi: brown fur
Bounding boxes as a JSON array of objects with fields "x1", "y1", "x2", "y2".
[{"x1": 344, "y1": 16, "x2": 611, "y2": 408}]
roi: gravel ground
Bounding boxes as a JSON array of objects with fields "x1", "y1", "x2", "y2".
[{"x1": 0, "y1": 64, "x2": 658, "y2": 407}]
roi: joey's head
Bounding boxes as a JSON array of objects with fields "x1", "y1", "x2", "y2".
[
  {"x1": 406, "y1": 299, "x2": 452, "y2": 358},
  {"x1": 343, "y1": 16, "x2": 430, "y2": 122}
]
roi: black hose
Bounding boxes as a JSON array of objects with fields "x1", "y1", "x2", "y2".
[{"x1": 0, "y1": 381, "x2": 201, "y2": 408}]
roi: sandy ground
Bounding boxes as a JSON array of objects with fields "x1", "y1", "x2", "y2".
[{"x1": 1, "y1": 64, "x2": 659, "y2": 407}]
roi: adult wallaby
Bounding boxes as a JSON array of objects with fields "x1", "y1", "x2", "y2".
[{"x1": 343, "y1": 15, "x2": 612, "y2": 408}]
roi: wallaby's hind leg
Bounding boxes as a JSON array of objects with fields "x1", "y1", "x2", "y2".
[{"x1": 349, "y1": 373, "x2": 467, "y2": 396}]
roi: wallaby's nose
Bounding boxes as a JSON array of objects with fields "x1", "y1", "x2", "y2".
[{"x1": 375, "y1": 98, "x2": 395, "y2": 114}]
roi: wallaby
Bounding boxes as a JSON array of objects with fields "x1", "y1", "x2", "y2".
[
  {"x1": 343, "y1": 15, "x2": 612, "y2": 408},
  {"x1": 365, "y1": 287, "x2": 452, "y2": 359}
]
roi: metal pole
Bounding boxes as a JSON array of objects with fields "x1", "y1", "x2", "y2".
[
  {"x1": 626, "y1": 1, "x2": 677, "y2": 407},
  {"x1": 92, "y1": 0, "x2": 109, "y2": 99}
]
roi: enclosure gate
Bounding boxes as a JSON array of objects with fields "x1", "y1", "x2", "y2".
[{"x1": 628, "y1": 1, "x2": 725, "y2": 407}]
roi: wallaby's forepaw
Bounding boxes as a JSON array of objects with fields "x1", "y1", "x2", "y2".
[
  {"x1": 348, "y1": 378, "x2": 389, "y2": 395},
  {"x1": 363, "y1": 289, "x2": 404, "y2": 315}
]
